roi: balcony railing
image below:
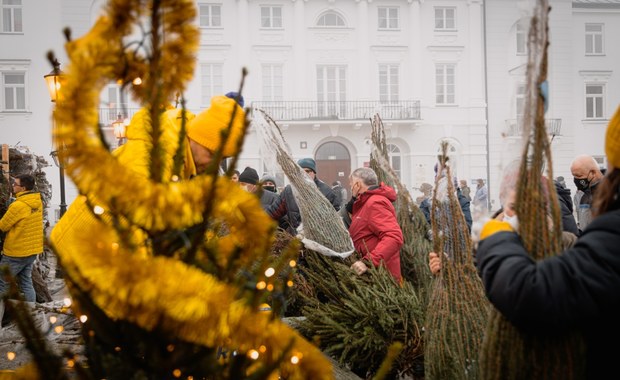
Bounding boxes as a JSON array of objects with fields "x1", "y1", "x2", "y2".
[
  {"x1": 505, "y1": 118, "x2": 562, "y2": 137},
  {"x1": 251, "y1": 100, "x2": 421, "y2": 121}
]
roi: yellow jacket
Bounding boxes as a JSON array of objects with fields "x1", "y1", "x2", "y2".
[
  {"x1": 51, "y1": 107, "x2": 197, "y2": 256},
  {"x1": 0, "y1": 191, "x2": 44, "y2": 257}
]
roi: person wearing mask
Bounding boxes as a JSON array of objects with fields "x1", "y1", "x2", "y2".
[
  {"x1": 0, "y1": 174, "x2": 44, "y2": 328},
  {"x1": 474, "y1": 107, "x2": 620, "y2": 379},
  {"x1": 348, "y1": 167, "x2": 403, "y2": 283},
  {"x1": 238, "y1": 167, "x2": 278, "y2": 211},
  {"x1": 260, "y1": 175, "x2": 278, "y2": 194},
  {"x1": 570, "y1": 154, "x2": 604, "y2": 232}
]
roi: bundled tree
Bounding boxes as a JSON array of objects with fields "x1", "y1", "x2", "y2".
[
  {"x1": 478, "y1": 1, "x2": 585, "y2": 378},
  {"x1": 297, "y1": 250, "x2": 425, "y2": 379},
  {"x1": 423, "y1": 143, "x2": 489, "y2": 380},
  {"x1": 369, "y1": 114, "x2": 433, "y2": 297}
]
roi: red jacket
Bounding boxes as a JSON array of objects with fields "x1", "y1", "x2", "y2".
[{"x1": 349, "y1": 184, "x2": 403, "y2": 282}]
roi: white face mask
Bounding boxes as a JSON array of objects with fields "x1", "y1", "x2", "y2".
[{"x1": 503, "y1": 213, "x2": 519, "y2": 231}]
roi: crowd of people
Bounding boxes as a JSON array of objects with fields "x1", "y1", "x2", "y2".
[{"x1": 2, "y1": 89, "x2": 619, "y2": 378}]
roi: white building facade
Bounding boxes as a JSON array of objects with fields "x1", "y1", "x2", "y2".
[{"x1": 1, "y1": 0, "x2": 618, "y2": 217}]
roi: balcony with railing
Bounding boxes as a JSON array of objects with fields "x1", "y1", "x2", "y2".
[
  {"x1": 505, "y1": 118, "x2": 562, "y2": 137},
  {"x1": 251, "y1": 100, "x2": 421, "y2": 121}
]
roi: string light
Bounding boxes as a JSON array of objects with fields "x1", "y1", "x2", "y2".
[
  {"x1": 167, "y1": 344, "x2": 175, "y2": 352},
  {"x1": 171, "y1": 175, "x2": 179, "y2": 182},
  {"x1": 7, "y1": 352, "x2": 15, "y2": 360},
  {"x1": 256, "y1": 281, "x2": 266, "y2": 290},
  {"x1": 290, "y1": 355, "x2": 300, "y2": 364},
  {"x1": 259, "y1": 345, "x2": 267, "y2": 353},
  {"x1": 133, "y1": 77, "x2": 142, "y2": 85},
  {"x1": 266, "y1": 284, "x2": 274, "y2": 291},
  {"x1": 79, "y1": 315, "x2": 88, "y2": 323},
  {"x1": 93, "y1": 205, "x2": 105, "y2": 215},
  {"x1": 172, "y1": 369, "x2": 181, "y2": 378},
  {"x1": 54, "y1": 325, "x2": 64, "y2": 334},
  {"x1": 264, "y1": 267, "x2": 275, "y2": 277},
  {"x1": 114, "y1": 346, "x2": 122, "y2": 352},
  {"x1": 67, "y1": 359, "x2": 75, "y2": 368},
  {"x1": 63, "y1": 297, "x2": 72, "y2": 307},
  {"x1": 287, "y1": 280, "x2": 294, "y2": 287},
  {"x1": 49, "y1": 316, "x2": 58, "y2": 324},
  {"x1": 289, "y1": 260, "x2": 297, "y2": 268},
  {"x1": 248, "y1": 349, "x2": 259, "y2": 360}
]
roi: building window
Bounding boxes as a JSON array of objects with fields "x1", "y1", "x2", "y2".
[
  {"x1": 1, "y1": 0, "x2": 22, "y2": 33},
  {"x1": 515, "y1": 83, "x2": 525, "y2": 119},
  {"x1": 199, "y1": 4, "x2": 221, "y2": 28},
  {"x1": 434, "y1": 7, "x2": 456, "y2": 31},
  {"x1": 585, "y1": 23, "x2": 604, "y2": 55},
  {"x1": 435, "y1": 64, "x2": 455, "y2": 105},
  {"x1": 585, "y1": 84, "x2": 604, "y2": 119},
  {"x1": 201, "y1": 63, "x2": 223, "y2": 106},
  {"x1": 378, "y1": 7, "x2": 398, "y2": 30},
  {"x1": 2, "y1": 71, "x2": 26, "y2": 111},
  {"x1": 100, "y1": 83, "x2": 130, "y2": 124},
  {"x1": 317, "y1": 11, "x2": 345, "y2": 27},
  {"x1": 316, "y1": 65, "x2": 347, "y2": 117},
  {"x1": 387, "y1": 144, "x2": 401, "y2": 179},
  {"x1": 516, "y1": 23, "x2": 526, "y2": 55},
  {"x1": 262, "y1": 64, "x2": 283, "y2": 101},
  {"x1": 379, "y1": 64, "x2": 399, "y2": 103},
  {"x1": 261, "y1": 6, "x2": 282, "y2": 28}
]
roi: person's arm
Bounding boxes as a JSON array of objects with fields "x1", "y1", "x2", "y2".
[
  {"x1": 366, "y1": 200, "x2": 403, "y2": 267},
  {"x1": 476, "y1": 211, "x2": 620, "y2": 332},
  {"x1": 266, "y1": 190, "x2": 287, "y2": 221},
  {"x1": 0, "y1": 201, "x2": 27, "y2": 232}
]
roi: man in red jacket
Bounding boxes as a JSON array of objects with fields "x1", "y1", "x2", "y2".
[{"x1": 348, "y1": 167, "x2": 403, "y2": 282}]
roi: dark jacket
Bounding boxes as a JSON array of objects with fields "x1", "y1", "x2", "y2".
[
  {"x1": 260, "y1": 188, "x2": 279, "y2": 211},
  {"x1": 349, "y1": 184, "x2": 403, "y2": 282},
  {"x1": 267, "y1": 177, "x2": 339, "y2": 233},
  {"x1": 555, "y1": 180, "x2": 580, "y2": 236},
  {"x1": 419, "y1": 189, "x2": 472, "y2": 232},
  {"x1": 476, "y1": 209, "x2": 620, "y2": 379}
]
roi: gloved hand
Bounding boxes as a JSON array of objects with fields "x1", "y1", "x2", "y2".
[{"x1": 480, "y1": 219, "x2": 514, "y2": 241}]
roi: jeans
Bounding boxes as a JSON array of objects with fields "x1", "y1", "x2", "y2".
[{"x1": 0, "y1": 254, "x2": 38, "y2": 302}]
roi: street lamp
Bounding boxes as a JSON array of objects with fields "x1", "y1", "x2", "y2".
[
  {"x1": 44, "y1": 59, "x2": 67, "y2": 218},
  {"x1": 112, "y1": 113, "x2": 128, "y2": 147}
]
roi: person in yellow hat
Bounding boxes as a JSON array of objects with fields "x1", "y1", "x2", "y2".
[
  {"x1": 473, "y1": 105, "x2": 620, "y2": 379},
  {"x1": 50, "y1": 94, "x2": 246, "y2": 265}
]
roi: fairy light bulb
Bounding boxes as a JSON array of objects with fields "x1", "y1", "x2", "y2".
[
  {"x1": 256, "y1": 281, "x2": 266, "y2": 290},
  {"x1": 264, "y1": 267, "x2": 275, "y2": 277},
  {"x1": 248, "y1": 349, "x2": 259, "y2": 360},
  {"x1": 172, "y1": 369, "x2": 181, "y2": 378},
  {"x1": 287, "y1": 280, "x2": 294, "y2": 287},
  {"x1": 133, "y1": 77, "x2": 142, "y2": 85},
  {"x1": 63, "y1": 297, "x2": 72, "y2": 307},
  {"x1": 79, "y1": 315, "x2": 88, "y2": 323},
  {"x1": 291, "y1": 355, "x2": 300, "y2": 364},
  {"x1": 289, "y1": 260, "x2": 297, "y2": 268},
  {"x1": 49, "y1": 316, "x2": 58, "y2": 324},
  {"x1": 93, "y1": 205, "x2": 105, "y2": 215},
  {"x1": 7, "y1": 352, "x2": 15, "y2": 360},
  {"x1": 266, "y1": 284, "x2": 274, "y2": 291}
]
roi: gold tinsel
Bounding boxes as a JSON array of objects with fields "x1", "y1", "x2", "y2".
[{"x1": 46, "y1": 0, "x2": 332, "y2": 378}]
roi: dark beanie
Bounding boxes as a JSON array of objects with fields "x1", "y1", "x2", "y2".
[
  {"x1": 297, "y1": 158, "x2": 316, "y2": 173},
  {"x1": 238, "y1": 167, "x2": 259, "y2": 185}
]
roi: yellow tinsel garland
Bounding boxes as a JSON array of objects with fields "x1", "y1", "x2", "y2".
[{"x1": 47, "y1": 0, "x2": 332, "y2": 378}]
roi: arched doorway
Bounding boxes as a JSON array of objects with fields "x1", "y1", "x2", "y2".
[{"x1": 315, "y1": 141, "x2": 351, "y2": 189}]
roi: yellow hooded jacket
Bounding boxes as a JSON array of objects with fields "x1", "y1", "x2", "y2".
[
  {"x1": 0, "y1": 191, "x2": 44, "y2": 257},
  {"x1": 50, "y1": 107, "x2": 198, "y2": 256}
]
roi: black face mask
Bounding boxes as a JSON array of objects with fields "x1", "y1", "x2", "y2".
[
  {"x1": 574, "y1": 176, "x2": 591, "y2": 192},
  {"x1": 263, "y1": 185, "x2": 277, "y2": 193}
]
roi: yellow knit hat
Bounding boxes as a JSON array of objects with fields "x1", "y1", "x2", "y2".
[
  {"x1": 606, "y1": 106, "x2": 620, "y2": 169},
  {"x1": 186, "y1": 95, "x2": 246, "y2": 157}
]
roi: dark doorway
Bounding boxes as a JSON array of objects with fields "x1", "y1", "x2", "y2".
[{"x1": 315, "y1": 141, "x2": 351, "y2": 196}]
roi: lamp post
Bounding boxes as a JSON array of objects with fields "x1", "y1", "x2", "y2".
[
  {"x1": 112, "y1": 113, "x2": 128, "y2": 147},
  {"x1": 44, "y1": 59, "x2": 67, "y2": 218}
]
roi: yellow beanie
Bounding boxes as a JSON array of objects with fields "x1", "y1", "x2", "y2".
[
  {"x1": 186, "y1": 95, "x2": 246, "y2": 157},
  {"x1": 606, "y1": 106, "x2": 620, "y2": 169}
]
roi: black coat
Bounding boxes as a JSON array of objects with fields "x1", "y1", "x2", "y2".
[
  {"x1": 267, "y1": 177, "x2": 339, "y2": 234},
  {"x1": 555, "y1": 180, "x2": 580, "y2": 236},
  {"x1": 476, "y1": 209, "x2": 620, "y2": 379}
]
